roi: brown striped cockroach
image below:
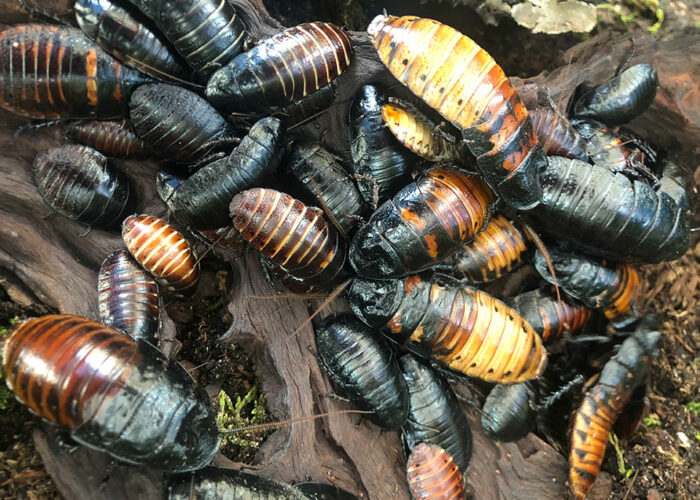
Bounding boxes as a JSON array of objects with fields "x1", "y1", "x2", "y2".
[
  {"x1": 529, "y1": 106, "x2": 587, "y2": 161},
  {"x1": 67, "y1": 120, "x2": 148, "y2": 158},
  {"x1": 406, "y1": 442, "x2": 467, "y2": 500}
]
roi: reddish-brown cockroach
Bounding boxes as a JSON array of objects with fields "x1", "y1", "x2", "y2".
[
  {"x1": 67, "y1": 120, "x2": 148, "y2": 158},
  {"x1": 406, "y1": 442, "x2": 467, "y2": 500},
  {"x1": 529, "y1": 106, "x2": 587, "y2": 161}
]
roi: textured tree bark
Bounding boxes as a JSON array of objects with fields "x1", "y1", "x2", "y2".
[{"x1": 1, "y1": 1, "x2": 697, "y2": 499}]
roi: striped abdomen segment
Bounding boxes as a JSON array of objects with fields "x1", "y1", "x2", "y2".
[
  {"x1": 98, "y1": 249, "x2": 159, "y2": 342},
  {"x1": 122, "y1": 214, "x2": 200, "y2": 293},
  {"x1": 206, "y1": 22, "x2": 353, "y2": 114},
  {"x1": 530, "y1": 107, "x2": 587, "y2": 161},
  {"x1": 367, "y1": 15, "x2": 544, "y2": 210},
  {"x1": 67, "y1": 120, "x2": 148, "y2": 158},
  {"x1": 455, "y1": 214, "x2": 529, "y2": 283},
  {"x1": 407, "y1": 442, "x2": 467, "y2": 500},
  {"x1": 0, "y1": 24, "x2": 149, "y2": 119}
]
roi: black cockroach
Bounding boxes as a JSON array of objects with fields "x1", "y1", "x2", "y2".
[
  {"x1": 406, "y1": 442, "x2": 467, "y2": 500},
  {"x1": 74, "y1": 0, "x2": 190, "y2": 84},
  {"x1": 529, "y1": 106, "x2": 587, "y2": 161},
  {"x1": 295, "y1": 482, "x2": 359, "y2": 500},
  {"x1": 0, "y1": 24, "x2": 150, "y2": 119},
  {"x1": 206, "y1": 22, "x2": 353, "y2": 114},
  {"x1": 569, "y1": 318, "x2": 660, "y2": 500},
  {"x1": 2, "y1": 315, "x2": 220, "y2": 471},
  {"x1": 400, "y1": 354, "x2": 472, "y2": 474},
  {"x1": 33, "y1": 144, "x2": 130, "y2": 229},
  {"x1": 67, "y1": 120, "x2": 148, "y2": 158},
  {"x1": 658, "y1": 157, "x2": 693, "y2": 211},
  {"x1": 287, "y1": 141, "x2": 367, "y2": 236},
  {"x1": 533, "y1": 156, "x2": 690, "y2": 263},
  {"x1": 274, "y1": 81, "x2": 338, "y2": 128},
  {"x1": 348, "y1": 275, "x2": 547, "y2": 383},
  {"x1": 348, "y1": 84, "x2": 418, "y2": 206},
  {"x1": 481, "y1": 382, "x2": 537, "y2": 442},
  {"x1": 573, "y1": 63, "x2": 658, "y2": 126},
  {"x1": 126, "y1": 0, "x2": 247, "y2": 77},
  {"x1": 349, "y1": 167, "x2": 495, "y2": 278},
  {"x1": 98, "y1": 248, "x2": 159, "y2": 343},
  {"x1": 129, "y1": 83, "x2": 235, "y2": 164},
  {"x1": 315, "y1": 315, "x2": 409, "y2": 430},
  {"x1": 533, "y1": 247, "x2": 641, "y2": 327}
]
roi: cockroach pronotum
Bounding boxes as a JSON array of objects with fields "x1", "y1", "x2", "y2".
[
  {"x1": 32, "y1": 145, "x2": 130, "y2": 229},
  {"x1": 348, "y1": 275, "x2": 547, "y2": 383},
  {"x1": 529, "y1": 106, "x2": 587, "y2": 161},
  {"x1": 573, "y1": 63, "x2": 659, "y2": 126},
  {"x1": 406, "y1": 442, "x2": 467, "y2": 500},
  {"x1": 400, "y1": 354, "x2": 472, "y2": 473},
  {"x1": 122, "y1": 214, "x2": 200, "y2": 293},
  {"x1": 98, "y1": 248, "x2": 159, "y2": 343},
  {"x1": 67, "y1": 120, "x2": 148, "y2": 158},
  {"x1": 533, "y1": 156, "x2": 690, "y2": 263},
  {"x1": 229, "y1": 188, "x2": 349, "y2": 292},
  {"x1": 0, "y1": 24, "x2": 150, "y2": 119},
  {"x1": 533, "y1": 247, "x2": 641, "y2": 327},
  {"x1": 367, "y1": 14, "x2": 546, "y2": 210},
  {"x1": 2, "y1": 315, "x2": 220, "y2": 471},
  {"x1": 206, "y1": 22, "x2": 353, "y2": 114},
  {"x1": 295, "y1": 482, "x2": 359, "y2": 500},
  {"x1": 287, "y1": 141, "x2": 367, "y2": 236},
  {"x1": 315, "y1": 315, "x2": 409, "y2": 429},
  {"x1": 569, "y1": 318, "x2": 661, "y2": 500},
  {"x1": 348, "y1": 84, "x2": 418, "y2": 206},
  {"x1": 481, "y1": 382, "x2": 537, "y2": 442},
  {"x1": 349, "y1": 167, "x2": 495, "y2": 278},
  {"x1": 74, "y1": 0, "x2": 190, "y2": 84}
]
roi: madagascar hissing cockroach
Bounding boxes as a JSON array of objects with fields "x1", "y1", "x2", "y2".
[
  {"x1": 67, "y1": 120, "x2": 148, "y2": 158},
  {"x1": 74, "y1": 0, "x2": 190, "y2": 84},
  {"x1": 658, "y1": 157, "x2": 693, "y2": 211},
  {"x1": 348, "y1": 84, "x2": 418, "y2": 206},
  {"x1": 349, "y1": 167, "x2": 495, "y2": 278},
  {"x1": 533, "y1": 247, "x2": 641, "y2": 327},
  {"x1": 573, "y1": 63, "x2": 658, "y2": 126},
  {"x1": 295, "y1": 482, "x2": 359, "y2": 500},
  {"x1": 533, "y1": 156, "x2": 690, "y2": 263},
  {"x1": 2, "y1": 314, "x2": 220, "y2": 471},
  {"x1": 481, "y1": 382, "x2": 537, "y2": 442},
  {"x1": 504, "y1": 288, "x2": 592, "y2": 343},
  {"x1": 98, "y1": 248, "x2": 159, "y2": 343},
  {"x1": 453, "y1": 214, "x2": 529, "y2": 284},
  {"x1": 348, "y1": 275, "x2": 547, "y2": 383},
  {"x1": 32, "y1": 145, "x2": 130, "y2": 229},
  {"x1": 406, "y1": 442, "x2": 467, "y2": 500},
  {"x1": 569, "y1": 318, "x2": 660, "y2": 500},
  {"x1": 126, "y1": 0, "x2": 247, "y2": 77},
  {"x1": 529, "y1": 106, "x2": 587, "y2": 161},
  {"x1": 129, "y1": 83, "x2": 235, "y2": 164},
  {"x1": 400, "y1": 354, "x2": 472, "y2": 473},
  {"x1": 315, "y1": 315, "x2": 409, "y2": 429},
  {"x1": 122, "y1": 214, "x2": 200, "y2": 293},
  {"x1": 229, "y1": 188, "x2": 349, "y2": 293},
  {"x1": 0, "y1": 24, "x2": 150, "y2": 119},
  {"x1": 274, "y1": 81, "x2": 338, "y2": 128},
  {"x1": 367, "y1": 14, "x2": 546, "y2": 210},
  {"x1": 287, "y1": 141, "x2": 367, "y2": 236},
  {"x1": 206, "y1": 22, "x2": 353, "y2": 114}
]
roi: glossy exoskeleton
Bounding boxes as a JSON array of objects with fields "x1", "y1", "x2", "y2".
[
  {"x1": 169, "y1": 467, "x2": 307, "y2": 499},
  {"x1": 122, "y1": 214, "x2": 200, "y2": 293},
  {"x1": 481, "y1": 382, "x2": 536, "y2": 442},
  {"x1": 206, "y1": 22, "x2": 353, "y2": 114},
  {"x1": 275, "y1": 81, "x2": 338, "y2": 128},
  {"x1": 129, "y1": 83, "x2": 234, "y2": 164},
  {"x1": 572, "y1": 119, "x2": 648, "y2": 178},
  {"x1": 315, "y1": 315, "x2": 409, "y2": 429},
  {"x1": 400, "y1": 354, "x2": 472, "y2": 473},
  {"x1": 569, "y1": 319, "x2": 660, "y2": 500},
  {"x1": 295, "y1": 482, "x2": 359, "y2": 500},
  {"x1": 368, "y1": 14, "x2": 546, "y2": 210},
  {"x1": 67, "y1": 120, "x2": 148, "y2": 158},
  {"x1": 407, "y1": 442, "x2": 467, "y2": 500},
  {"x1": 658, "y1": 157, "x2": 693, "y2": 211},
  {"x1": 573, "y1": 64, "x2": 658, "y2": 126},
  {"x1": 534, "y1": 156, "x2": 690, "y2": 262},
  {"x1": 349, "y1": 167, "x2": 495, "y2": 278},
  {"x1": 33, "y1": 145, "x2": 130, "y2": 229},
  {"x1": 287, "y1": 141, "x2": 367, "y2": 236},
  {"x1": 348, "y1": 275, "x2": 547, "y2": 383},
  {"x1": 2, "y1": 315, "x2": 219, "y2": 471},
  {"x1": 0, "y1": 24, "x2": 150, "y2": 119},
  {"x1": 74, "y1": 0, "x2": 190, "y2": 83},
  {"x1": 348, "y1": 84, "x2": 418, "y2": 206},
  {"x1": 529, "y1": 107, "x2": 587, "y2": 161}
]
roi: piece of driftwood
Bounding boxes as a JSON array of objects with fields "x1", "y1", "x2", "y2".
[{"x1": 1, "y1": 1, "x2": 697, "y2": 498}]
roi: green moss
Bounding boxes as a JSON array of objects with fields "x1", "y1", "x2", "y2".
[
  {"x1": 644, "y1": 416, "x2": 661, "y2": 427},
  {"x1": 216, "y1": 382, "x2": 267, "y2": 450},
  {"x1": 685, "y1": 402, "x2": 700, "y2": 414}
]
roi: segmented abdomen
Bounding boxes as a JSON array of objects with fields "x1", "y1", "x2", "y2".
[
  {"x1": 481, "y1": 382, "x2": 536, "y2": 442},
  {"x1": 529, "y1": 107, "x2": 587, "y2": 160},
  {"x1": 68, "y1": 120, "x2": 148, "y2": 158},
  {"x1": 406, "y1": 442, "x2": 467, "y2": 500}
]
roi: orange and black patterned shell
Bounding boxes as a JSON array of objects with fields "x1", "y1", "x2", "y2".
[
  {"x1": 367, "y1": 15, "x2": 545, "y2": 210},
  {"x1": 407, "y1": 442, "x2": 467, "y2": 500},
  {"x1": 67, "y1": 120, "x2": 148, "y2": 158},
  {"x1": 122, "y1": 215, "x2": 200, "y2": 293},
  {"x1": 0, "y1": 24, "x2": 150, "y2": 119}
]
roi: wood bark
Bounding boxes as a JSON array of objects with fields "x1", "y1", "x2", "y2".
[{"x1": 0, "y1": 1, "x2": 697, "y2": 499}]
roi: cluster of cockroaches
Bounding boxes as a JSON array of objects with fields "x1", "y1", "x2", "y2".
[{"x1": 0, "y1": 0, "x2": 693, "y2": 498}]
